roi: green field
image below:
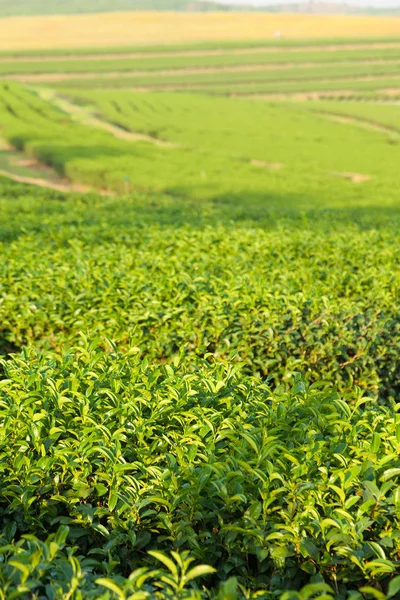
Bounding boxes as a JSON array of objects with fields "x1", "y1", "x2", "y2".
[
  {"x1": 1, "y1": 34, "x2": 400, "y2": 600},
  {"x1": 2, "y1": 38, "x2": 400, "y2": 102},
  {"x1": 2, "y1": 36, "x2": 400, "y2": 57},
  {"x1": 3, "y1": 48, "x2": 400, "y2": 74}
]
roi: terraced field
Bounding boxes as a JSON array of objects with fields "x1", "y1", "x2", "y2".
[
  {"x1": 1, "y1": 37, "x2": 399, "y2": 102},
  {"x1": 0, "y1": 82, "x2": 398, "y2": 202},
  {"x1": 1, "y1": 28, "x2": 400, "y2": 600}
]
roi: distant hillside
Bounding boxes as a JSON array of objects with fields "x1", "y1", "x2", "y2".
[
  {"x1": 0, "y1": 0, "x2": 399, "y2": 17},
  {"x1": 0, "y1": 0, "x2": 229, "y2": 17}
]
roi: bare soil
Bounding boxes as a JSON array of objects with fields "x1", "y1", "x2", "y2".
[
  {"x1": 242, "y1": 88, "x2": 400, "y2": 101},
  {"x1": 10, "y1": 157, "x2": 56, "y2": 171},
  {"x1": 8, "y1": 58, "x2": 400, "y2": 84},
  {"x1": 0, "y1": 168, "x2": 94, "y2": 193},
  {"x1": 318, "y1": 112, "x2": 400, "y2": 136},
  {"x1": 0, "y1": 139, "x2": 114, "y2": 195},
  {"x1": 251, "y1": 159, "x2": 283, "y2": 170},
  {"x1": 43, "y1": 91, "x2": 179, "y2": 148},
  {"x1": 381, "y1": 88, "x2": 400, "y2": 96},
  {"x1": 331, "y1": 171, "x2": 372, "y2": 183}
]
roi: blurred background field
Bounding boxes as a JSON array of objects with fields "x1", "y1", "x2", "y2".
[{"x1": 2, "y1": 11, "x2": 400, "y2": 50}]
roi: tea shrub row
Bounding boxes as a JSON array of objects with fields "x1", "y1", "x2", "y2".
[
  {"x1": 1, "y1": 189, "x2": 399, "y2": 401},
  {"x1": 1, "y1": 344, "x2": 400, "y2": 599},
  {"x1": 1, "y1": 179, "x2": 400, "y2": 598},
  {"x1": 2, "y1": 83, "x2": 400, "y2": 203}
]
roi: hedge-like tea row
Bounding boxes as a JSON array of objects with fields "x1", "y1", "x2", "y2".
[
  {"x1": 1, "y1": 187, "x2": 400, "y2": 401},
  {"x1": 0, "y1": 177, "x2": 400, "y2": 598},
  {"x1": 1, "y1": 345, "x2": 400, "y2": 599}
]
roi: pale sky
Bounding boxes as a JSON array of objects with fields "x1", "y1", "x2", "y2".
[{"x1": 208, "y1": 0, "x2": 400, "y2": 6}]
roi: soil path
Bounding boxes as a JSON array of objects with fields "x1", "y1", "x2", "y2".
[
  {"x1": 136, "y1": 72, "x2": 400, "y2": 92},
  {"x1": 2, "y1": 41, "x2": 400, "y2": 63},
  {"x1": 238, "y1": 87, "x2": 400, "y2": 101},
  {"x1": 251, "y1": 159, "x2": 283, "y2": 169},
  {"x1": 331, "y1": 171, "x2": 371, "y2": 183},
  {"x1": 315, "y1": 111, "x2": 400, "y2": 136},
  {"x1": 41, "y1": 90, "x2": 179, "y2": 147},
  {"x1": 0, "y1": 168, "x2": 113, "y2": 195},
  {"x1": 8, "y1": 57, "x2": 400, "y2": 84},
  {"x1": 0, "y1": 137, "x2": 114, "y2": 195}
]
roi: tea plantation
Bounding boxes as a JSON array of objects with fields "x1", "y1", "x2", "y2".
[
  {"x1": 1, "y1": 35, "x2": 400, "y2": 600},
  {"x1": 1, "y1": 174, "x2": 400, "y2": 599}
]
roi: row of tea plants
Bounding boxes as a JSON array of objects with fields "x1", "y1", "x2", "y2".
[{"x1": 1, "y1": 177, "x2": 400, "y2": 598}]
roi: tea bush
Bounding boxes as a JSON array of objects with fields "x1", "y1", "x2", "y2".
[
  {"x1": 0, "y1": 177, "x2": 400, "y2": 598},
  {"x1": 1, "y1": 343, "x2": 400, "y2": 599},
  {"x1": 1, "y1": 187, "x2": 399, "y2": 401}
]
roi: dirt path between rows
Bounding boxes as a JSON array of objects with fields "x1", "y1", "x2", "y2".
[
  {"x1": 183, "y1": 71, "x2": 400, "y2": 91},
  {"x1": 88, "y1": 116, "x2": 177, "y2": 146},
  {"x1": 2, "y1": 41, "x2": 400, "y2": 64},
  {"x1": 117, "y1": 73, "x2": 400, "y2": 94},
  {"x1": 242, "y1": 87, "x2": 400, "y2": 101},
  {"x1": 41, "y1": 90, "x2": 179, "y2": 147},
  {"x1": 316, "y1": 111, "x2": 400, "y2": 136},
  {"x1": 0, "y1": 136, "x2": 114, "y2": 195},
  {"x1": 332, "y1": 171, "x2": 371, "y2": 183},
  {"x1": 18, "y1": 70, "x2": 399, "y2": 95},
  {"x1": 0, "y1": 168, "x2": 113, "y2": 195},
  {"x1": 251, "y1": 159, "x2": 283, "y2": 169},
  {"x1": 7, "y1": 63, "x2": 310, "y2": 83},
  {"x1": 9, "y1": 57, "x2": 400, "y2": 84}
]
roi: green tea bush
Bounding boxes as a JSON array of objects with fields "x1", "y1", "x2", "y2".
[
  {"x1": 1, "y1": 342, "x2": 400, "y2": 599},
  {"x1": 0, "y1": 178, "x2": 400, "y2": 598},
  {"x1": 1, "y1": 189, "x2": 399, "y2": 401}
]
